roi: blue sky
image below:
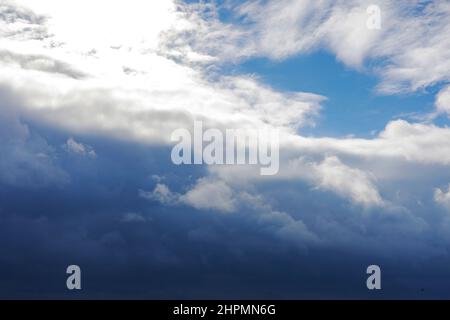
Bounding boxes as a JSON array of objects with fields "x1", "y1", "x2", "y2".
[
  {"x1": 234, "y1": 52, "x2": 441, "y2": 138},
  {"x1": 2, "y1": 0, "x2": 450, "y2": 299}
]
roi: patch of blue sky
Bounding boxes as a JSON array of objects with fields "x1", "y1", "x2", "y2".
[{"x1": 227, "y1": 51, "x2": 446, "y2": 138}]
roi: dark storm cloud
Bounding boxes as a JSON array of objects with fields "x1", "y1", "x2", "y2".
[{"x1": 0, "y1": 118, "x2": 449, "y2": 299}]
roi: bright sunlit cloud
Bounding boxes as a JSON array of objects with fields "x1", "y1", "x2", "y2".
[{"x1": 14, "y1": 0, "x2": 177, "y2": 49}]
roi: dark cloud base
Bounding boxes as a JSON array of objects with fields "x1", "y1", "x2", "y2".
[{"x1": 1, "y1": 120, "x2": 450, "y2": 299}]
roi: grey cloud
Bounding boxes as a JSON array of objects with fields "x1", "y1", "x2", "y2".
[
  {"x1": 0, "y1": 50, "x2": 87, "y2": 79},
  {"x1": 0, "y1": 1, "x2": 50, "y2": 40},
  {"x1": 0, "y1": 1, "x2": 46, "y2": 24},
  {"x1": 0, "y1": 91, "x2": 69, "y2": 187},
  {"x1": 63, "y1": 137, "x2": 96, "y2": 158},
  {"x1": 141, "y1": 178, "x2": 320, "y2": 248}
]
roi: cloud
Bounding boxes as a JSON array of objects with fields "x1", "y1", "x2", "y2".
[
  {"x1": 141, "y1": 178, "x2": 319, "y2": 248},
  {"x1": 0, "y1": 0, "x2": 49, "y2": 40},
  {"x1": 140, "y1": 179, "x2": 236, "y2": 213},
  {"x1": 4, "y1": 0, "x2": 450, "y2": 253},
  {"x1": 7, "y1": 1, "x2": 448, "y2": 170},
  {"x1": 121, "y1": 212, "x2": 147, "y2": 223},
  {"x1": 4, "y1": 0, "x2": 450, "y2": 299},
  {"x1": 63, "y1": 137, "x2": 96, "y2": 158},
  {"x1": 237, "y1": 192, "x2": 320, "y2": 247},
  {"x1": 3, "y1": 0, "x2": 448, "y2": 208},
  {"x1": 0, "y1": 94, "x2": 69, "y2": 187},
  {"x1": 0, "y1": 65, "x2": 323, "y2": 146},
  {"x1": 436, "y1": 85, "x2": 450, "y2": 118},
  {"x1": 435, "y1": 184, "x2": 450, "y2": 209},
  {"x1": 0, "y1": 1, "x2": 324, "y2": 147},
  {"x1": 208, "y1": 154, "x2": 384, "y2": 208},
  {"x1": 0, "y1": 50, "x2": 87, "y2": 79},
  {"x1": 288, "y1": 120, "x2": 450, "y2": 166},
  {"x1": 0, "y1": 135, "x2": 69, "y2": 187},
  {"x1": 303, "y1": 156, "x2": 384, "y2": 207},
  {"x1": 139, "y1": 183, "x2": 180, "y2": 206},
  {"x1": 11, "y1": 0, "x2": 177, "y2": 50},
  {"x1": 206, "y1": 118, "x2": 450, "y2": 207},
  {"x1": 180, "y1": 178, "x2": 237, "y2": 213},
  {"x1": 171, "y1": 0, "x2": 450, "y2": 94},
  {"x1": 2, "y1": 1, "x2": 450, "y2": 169}
]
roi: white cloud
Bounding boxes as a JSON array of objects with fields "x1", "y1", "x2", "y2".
[
  {"x1": 11, "y1": 0, "x2": 177, "y2": 51},
  {"x1": 171, "y1": 0, "x2": 450, "y2": 94},
  {"x1": 140, "y1": 179, "x2": 237, "y2": 213},
  {"x1": 63, "y1": 137, "x2": 96, "y2": 158},
  {"x1": 310, "y1": 156, "x2": 384, "y2": 207},
  {"x1": 5, "y1": 0, "x2": 448, "y2": 170},
  {"x1": 289, "y1": 120, "x2": 450, "y2": 166},
  {"x1": 139, "y1": 183, "x2": 179, "y2": 206},
  {"x1": 212, "y1": 155, "x2": 385, "y2": 207},
  {"x1": 207, "y1": 118, "x2": 450, "y2": 207},
  {"x1": 142, "y1": 179, "x2": 320, "y2": 247},
  {"x1": 0, "y1": 0, "x2": 323, "y2": 150},
  {"x1": 180, "y1": 178, "x2": 236, "y2": 213},
  {"x1": 0, "y1": 65, "x2": 323, "y2": 145},
  {"x1": 436, "y1": 85, "x2": 450, "y2": 118},
  {"x1": 0, "y1": 0, "x2": 49, "y2": 41},
  {"x1": 435, "y1": 184, "x2": 450, "y2": 209}
]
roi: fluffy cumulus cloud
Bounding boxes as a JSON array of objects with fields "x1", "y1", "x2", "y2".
[
  {"x1": 141, "y1": 179, "x2": 237, "y2": 213},
  {"x1": 180, "y1": 178, "x2": 237, "y2": 213},
  {"x1": 297, "y1": 156, "x2": 384, "y2": 207}
]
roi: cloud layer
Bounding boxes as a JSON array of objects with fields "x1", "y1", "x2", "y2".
[{"x1": 2, "y1": 0, "x2": 450, "y2": 298}]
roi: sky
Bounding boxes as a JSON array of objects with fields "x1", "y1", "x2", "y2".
[{"x1": 2, "y1": 0, "x2": 450, "y2": 299}]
